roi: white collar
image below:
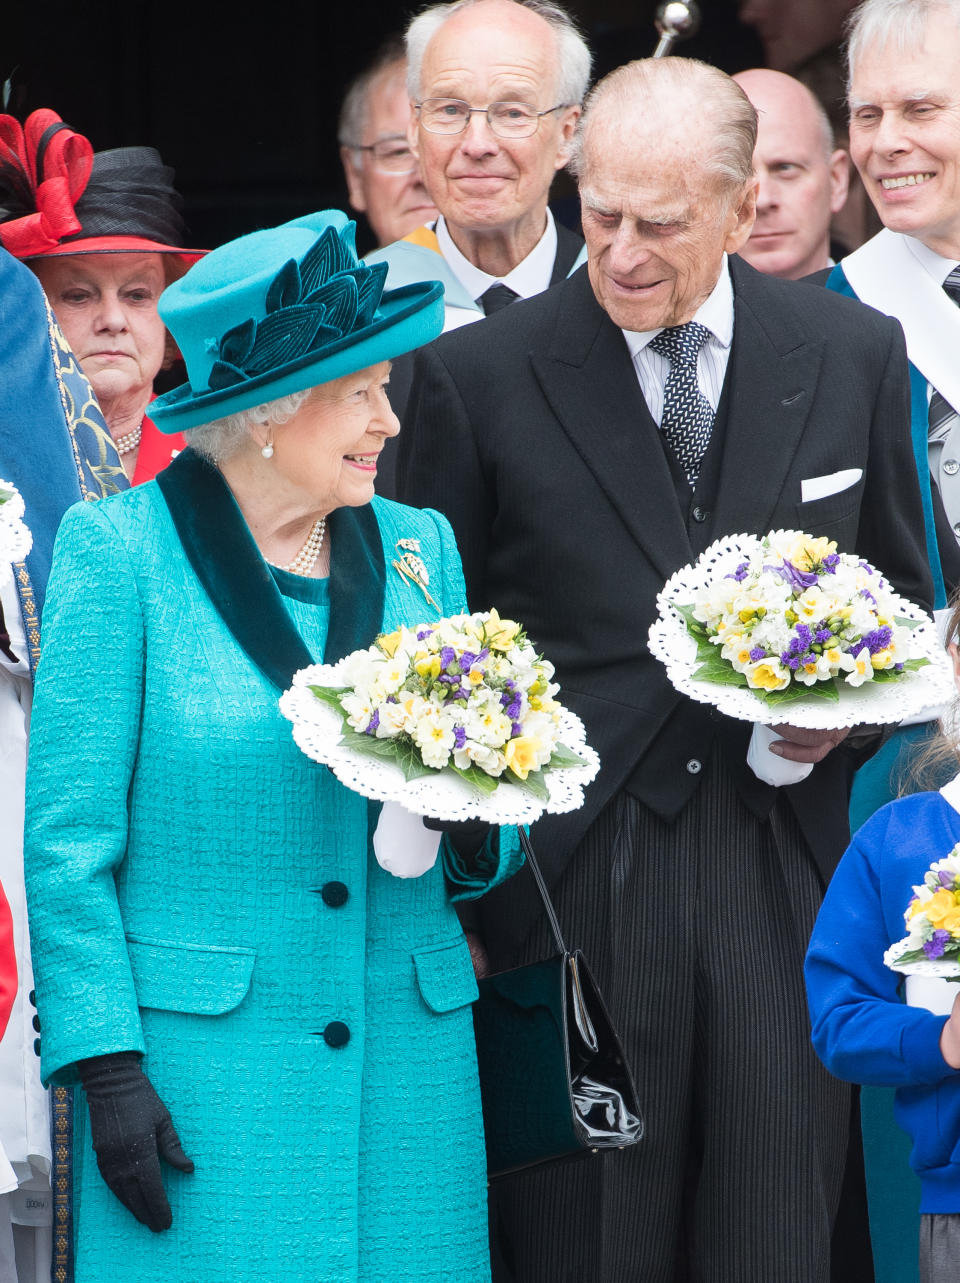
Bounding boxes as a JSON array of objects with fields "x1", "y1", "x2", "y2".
[
  {"x1": 620, "y1": 256, "x2": 734, "y2": 360},
  {"x1": 903, "y1": 234, "x2": 960, "y2": 286},
  {"x1": 435, "y1": 209, "x2": 558, "y2": 303},
  {"x1": 842, "y1": 229, "x2": 960, "y2": 409}
]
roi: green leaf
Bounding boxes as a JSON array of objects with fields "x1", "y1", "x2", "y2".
[
  {"x1": 761, "y1": 680, "x2": 840, "y2": 707},
  {"x1": 308, "y1": 685, "x2": 348, "y2": 717},
  {"x1": 692, "y1": 660, "x2": 750, "y2": 688},
  {"x1": 394, "y1": 740, "x2": 435, "y2": 783},
  {"x1": 338, "y1": 728, "x2": 404, "y2": 762},
  {"x1": 508, "y1": 769, "x2": 550, "y2": 802},
  {"x1": 674, "y1": 602, "x2": 709, "y2": 640},
  {"x1": 901, "y1": 657, "x2": 931, "y2": 671},
  {"x1": 894, "y1": 616, "x2": 921, "y2": 629},
  {"x1": 450, "y1": 762, "x2": 500, "y2": 796},
  {"x1": 547, "y1": 743, "x2": 587, "y2": 769}
]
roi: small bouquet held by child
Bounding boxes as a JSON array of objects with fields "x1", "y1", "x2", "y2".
[
  {"x1": 884, "y1": 847, "x2": 960, "y2": 980},
  {"x1": 649, "y1": 529, "x2": 952, "y2": 729},
  {"x1": 280, "y1": 608, "x2": 599, "y2": 825},
  {"x1": 0, "y1": 479, "x2": 31, "y2": 570}
]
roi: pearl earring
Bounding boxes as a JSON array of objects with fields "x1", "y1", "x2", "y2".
[{"x1": 261, "y1": 442, "x2": 274, "y2": 459}]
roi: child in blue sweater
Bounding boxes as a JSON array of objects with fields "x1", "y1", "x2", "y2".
[{"x1": 806, "y1": 615, "x2": 960, "y2": 1283}]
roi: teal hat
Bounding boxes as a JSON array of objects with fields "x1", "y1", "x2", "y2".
[{"x1": 150, "y1": 209, "x2": 443, "y2": 433}]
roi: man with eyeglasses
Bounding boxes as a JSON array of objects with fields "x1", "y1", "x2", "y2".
[{"x1": 338, "y1": 37, "x2": 438, "y2": 251}]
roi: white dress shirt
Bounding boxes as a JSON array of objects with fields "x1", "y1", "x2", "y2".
[
  {"x1": 435, "y1": 209, "x2": 559, "y2": 307},
  {"x1": 620, "y1": 256, "x2": 734, "y2": 424},
  {"x1": 909, "y1": 238, "x2": 960, "y2": 535}
]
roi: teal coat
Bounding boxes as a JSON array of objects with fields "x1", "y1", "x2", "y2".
[{"x1": 25, "y1": 460, "x2": 521, "y2": 1283}]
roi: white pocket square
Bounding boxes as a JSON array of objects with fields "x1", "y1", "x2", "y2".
[{"x1": 800, "y1": 468, "x2": 863, "y2": 503}]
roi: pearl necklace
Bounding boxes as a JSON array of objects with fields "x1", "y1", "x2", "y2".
[
  {"x1": 270, "y1": 517, "x2": 327, "y2": 576},
  {"x1": 113, "y1": 425, "x2": 142, "y2": 456}
]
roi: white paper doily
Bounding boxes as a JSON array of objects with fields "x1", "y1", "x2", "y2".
[
  {"x1": 884, "y1": 938, "x2": 960, "y2": 978},
  {"x1": 280, "y1": 664, "x2": 601, "y2": 823},
  {"x1": 648, "y1": 533, "x2": 954, "y2": 729}
]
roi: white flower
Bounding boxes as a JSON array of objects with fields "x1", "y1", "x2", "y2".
[{"x1": 840, "y1": 646, "x2": 875, "y2": 687}]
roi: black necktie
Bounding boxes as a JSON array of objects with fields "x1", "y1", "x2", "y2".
[
  {"x1": 928, "y1": 266, "x2": 960, "y2": 436},
  {"x1": 479, "y1": 283, "x2": 519, "y2": 316},
  {"x1": 649, "y1": 320, "x2": 715, "y2": 487}
]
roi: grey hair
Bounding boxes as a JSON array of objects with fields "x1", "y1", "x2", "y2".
[
  {"x1": 847, "y1": 0, "x2": 960, "y2": 88},
  {"x1": 405, "y1": 0, "x2": 592, "y2": 106},
  {"x1": 338, "y1": 35, "x2": 407, "y2": 147},
  {"x1": 569, "y1": 58, "x2": 757, "y2": 196},
  {"x1": 185, "y1": 388, "x2": 312, "y2": 465}
]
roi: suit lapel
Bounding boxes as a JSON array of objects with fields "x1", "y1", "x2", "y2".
[
  {"x1": 531, "y1": 270, "x2": 692, "y2": 583},
  {"x1": 708, "y1": 258, "x2": 823, "y2": 541},
  {"x1": 550, "y1": 222, "x2": 585, "y2": 284},
  {"x1": 157, "y1": 449, "x2": 386, "y2": 689}
]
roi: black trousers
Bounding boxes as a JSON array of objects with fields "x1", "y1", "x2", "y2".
[{"x1": 491, "y1": 759, "x2": 850, "y2": 1283}]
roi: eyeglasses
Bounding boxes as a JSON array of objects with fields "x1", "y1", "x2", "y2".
[
  {"x1": 415, "y1": 99, "x2": 570, "y2": 139},
  {"x1": 345, "y1": 135, "x2": 417, "y2": 174}
]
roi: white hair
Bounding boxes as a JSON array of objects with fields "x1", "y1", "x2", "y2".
[
  {"x1": 847, "y1": 0, "x2": 960, "y2": 86},
  {"x1": 338, "y1": 35, "x2": 406, "y2": 147},
  {"x1": 185, "y1": 388, "x2": 312, "y2": 464},
  {"x1": 569, "y1": 58, "x2": 757, "y2": 198},
  {"x1": 405, "y1": 0, "x2": 591, "y2": 107}
]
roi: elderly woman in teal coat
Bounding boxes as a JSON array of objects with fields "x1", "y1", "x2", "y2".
[{"x1": 24, "y1": 210, "x2": 522, "y2": 1283}]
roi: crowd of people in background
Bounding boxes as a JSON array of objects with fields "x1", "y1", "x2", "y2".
[{"x1": 4, "y1": 0, "x2": 960, "y2": 1281}]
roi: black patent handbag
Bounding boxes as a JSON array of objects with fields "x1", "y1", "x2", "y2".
[{"x1": 473, "y1": 829, "x2": 644, "y2": 1178}]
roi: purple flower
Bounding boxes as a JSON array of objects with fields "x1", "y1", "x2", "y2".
[
  {"x1": 454, "y1": 725, "x2": 466, "y2": 749},
  {"x1": 725, "y1": 561, "x2": 750, "y2": 582},
  {"x1": 416, "y1": 628, "x2": 433, "y2": 640},
  {"x1": 511, "y1": 721, "x2": 524, "y2": 737},
  {"x1": 440, "y1": 646, "x2": 456, "y2": 669},
  {"x1": 822, "y1": 554, "x2": 840, "y2": 573},
  {"x1": 858, "y1": 560, "x2": 874, "y2": 575},
  {"x1": 365, "y1": 709, "x2": 380, "y2": 736},
  {"x1": 749, "y1": 646, "x2": 766, "y2": 662},
  {"x1": 459, "y1": 650, "x2": 478, "y2": 672},
  {"x1": 814, "y1": 627, "x2": 832, "y2": 643},
  {"x1": 774, "y1": 559, "x2": 818, "y2": 591},
  {"x1": 923, "y1": 929, "x2": 951, "y2": 960},
  {"x1": 939, "y1": 870, "x2": 956, "y2": 889},
  {"x1": 860, "y1": 626, "x2": 892, "y2": 655}
]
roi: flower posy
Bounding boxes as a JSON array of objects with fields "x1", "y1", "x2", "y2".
[
  {"x1": 307, "y1": 609, "x2": 585, "y2": 800},
  {"x1": 884, "y1": 847, "x2": 960, "y2": 973},
  {"x1": 0, "y1": 480, "x2": 32, "y2": 565},
  {"x1": 678, "y1": 530, "x2": 927, "y2": 707}
]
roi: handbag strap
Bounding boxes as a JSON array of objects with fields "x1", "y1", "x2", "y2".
[{"x1": 518, "y1": 828, "x2": 568, "y2": 956}]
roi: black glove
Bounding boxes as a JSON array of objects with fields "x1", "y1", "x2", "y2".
[{"x1": 77, "y1": 1051, "x2": 194, "y2": 1232}]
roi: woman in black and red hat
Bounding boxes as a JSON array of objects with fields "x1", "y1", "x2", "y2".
[{"x1": 0, "y1": 110, "x2": 204, "y2": 483}]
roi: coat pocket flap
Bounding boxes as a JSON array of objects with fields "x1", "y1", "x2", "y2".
[
  {"x1": 126, "y1": 934, "x2": 256, "y2": 1015},
  {"x1": 412, "y1": 936, "x2": 479, "y2": 1013}
]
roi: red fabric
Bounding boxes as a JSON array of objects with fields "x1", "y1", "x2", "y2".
[
  {"x1": 0, "y1": 879, "x2": 17, "y2": 1042},
  {"x1": 132, "y1": 416, "x2": 185, "y2": 486},
  {"x1": 0, "y1": 110, "x2": 93, "y2": 259}
]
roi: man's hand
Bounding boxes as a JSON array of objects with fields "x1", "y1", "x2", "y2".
[{"x1": 768, "y1": 724, "x2": 851, "y2": 764}]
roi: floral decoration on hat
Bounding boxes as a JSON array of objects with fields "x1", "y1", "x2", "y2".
[{"x1": 208, "y1": 225, "x2": 389, "y2": 392}]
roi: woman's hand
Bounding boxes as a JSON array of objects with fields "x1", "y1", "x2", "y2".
[{"x1": 77, "y1": 1052, "x2": 194, "y2": 1231}]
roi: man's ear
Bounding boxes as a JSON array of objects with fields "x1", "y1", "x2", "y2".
[
  {"x1": 724, "y1": 179, "x2": 759, "y2": 255},
  {"x1": 829, "y1": 149, "x2": 850, "y2": 215}
]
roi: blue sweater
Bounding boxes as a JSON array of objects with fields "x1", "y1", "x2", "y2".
[{"x1": 805, "y1": 790, "x2": 960, "y2": 1212}]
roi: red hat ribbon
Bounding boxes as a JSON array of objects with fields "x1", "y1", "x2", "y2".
[{"x1": 0, "y1": 110, "x2": 93, "y2": 258}]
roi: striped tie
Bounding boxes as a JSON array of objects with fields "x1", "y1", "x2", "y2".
[
  {"x1": 650, "y1": 321, "x2": 715, "y2": 487},
  {"x1": 928, "y1": 265, "x2": 960, "y2": 437}
]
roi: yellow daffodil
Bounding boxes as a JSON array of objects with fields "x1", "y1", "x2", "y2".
[
  {"x1": 505, "y1": 736, "x2": 540, "y2": 780},
  {"x1": 378, "y1": 629, "x2": 402, "y2": 658}
]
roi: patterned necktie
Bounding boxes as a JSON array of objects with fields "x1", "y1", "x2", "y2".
[
  {"x1": 479, "y1": 283, "x2": 519, "y2": 316},
  {"x1": 928, "y1": 266, "x2": 960, "y2": 438},
  {"x1": 649, "y1": 320, "x2": 715, "y2": 487}
]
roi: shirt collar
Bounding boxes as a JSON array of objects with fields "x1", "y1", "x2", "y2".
[
  {"x1": 904, "y1": 234, "x2": 960, "y2": 287},
  {"x1": 435, "y1": 209, "x2": 558, "y2": 303},
  {"x1": 620, "y1": 255, "x2": 734, "y2": 360}
]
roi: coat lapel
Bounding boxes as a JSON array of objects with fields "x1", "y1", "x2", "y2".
[
  {"x1": 708, "y1": 258, "x2": 823, "y2": 541},
  {"x1": 157, "y1": 449, "x2": 386, "y2": 689},
  {"x1": 531, "y1": 270, "x2": 692, "y2": 584}
]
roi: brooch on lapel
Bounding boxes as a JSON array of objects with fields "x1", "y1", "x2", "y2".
[{"x1": 392, "y1": 538, "x2": 440, "y2": 614}]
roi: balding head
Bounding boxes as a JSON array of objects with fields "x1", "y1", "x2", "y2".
[
  {"x1": 732, "y1": 69, "x2": 849, "y2": 278},
  {"x1": 575, "y1": 59, "x2": 759, "y2": 332}
]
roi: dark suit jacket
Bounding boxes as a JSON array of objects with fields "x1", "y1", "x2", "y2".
[
  {"x1": 398, "y1": 256, "x2": 933, "y2": 954},
  {"x1": 377, "y1": 220, "x2": 584, "y2": 499}
]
